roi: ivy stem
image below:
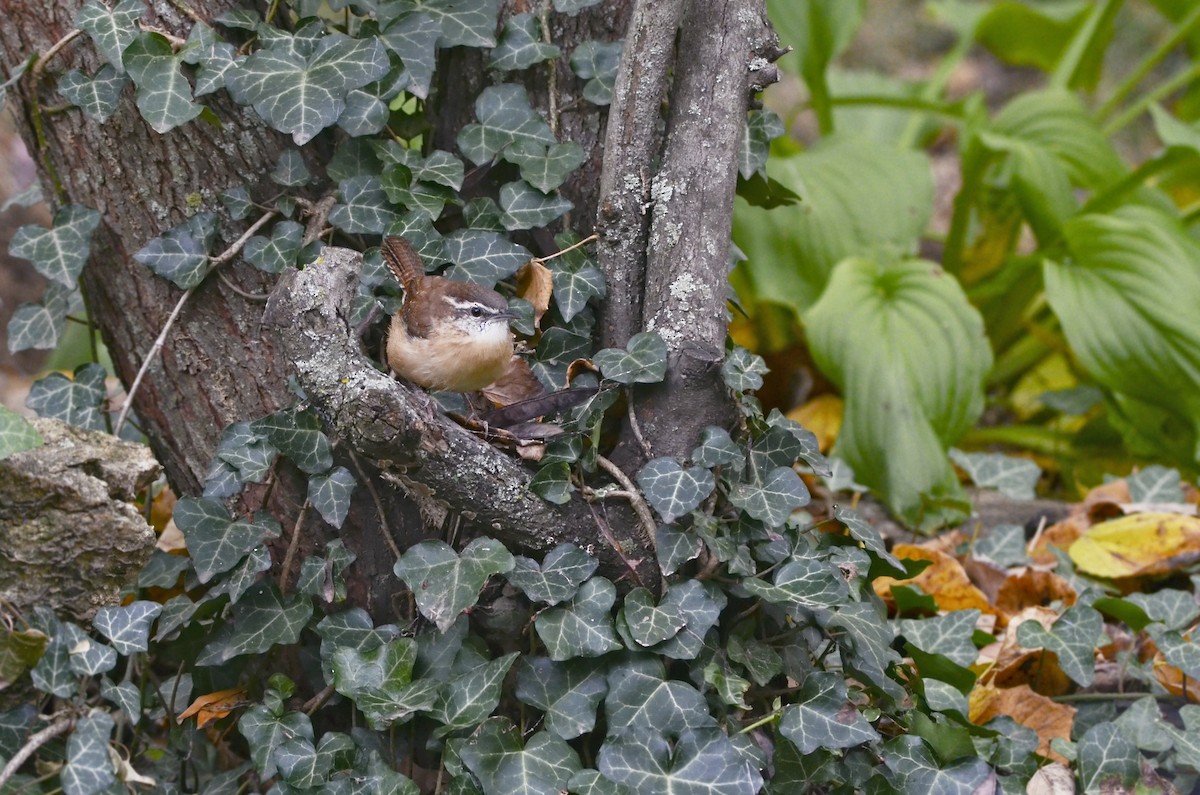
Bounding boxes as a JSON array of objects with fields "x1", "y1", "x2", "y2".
[
  {"x1": 539, "y1": 0, "x2": 559, "y2": 137},
  {"x1": 0, "y1": 718, "x2": 75, "y2": 789},
  {"x1": 114, "y1": 211, "x2": 276, "y2": 435},
  {"x1": 538, "y1": 232, "x2": 598, "y2": 263},
  {"x1": 596, "y1": 454, "x2": 657, "y2": 551},
  {"x1": 280, "y1": 498, "x2": 311, "y2": 594},
  {"x1": 737, "y1": 709, "x2": 780, "y2": 734}
]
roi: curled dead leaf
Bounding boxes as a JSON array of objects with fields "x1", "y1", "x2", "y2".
[
  {"x1": 873, "y1": 544, "x2": 996, "y2": 616},
  {"x1": 516, "y1": 259, "x2": 553, "y2": 328},
  {"x1": 482, "y1": 357, "x2": 545, "y2": 408},
  {"x1": 178, "y1": 687, "x2": 250, "y2": 728},
  {"x1": 994, "y1": 568, "x2": 1077, "y2": 622},
  {"x1": 968, "y1": 682, "x2": 1075, "y2": 763}
]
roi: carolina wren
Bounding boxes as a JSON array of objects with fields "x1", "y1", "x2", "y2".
[{"x1": 381, "y1": 236, "x2": 516, "y2": 392}]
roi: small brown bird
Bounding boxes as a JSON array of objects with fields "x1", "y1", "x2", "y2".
[{"x1": 381, "y1": 236, "x2": 516, "y2": 392}]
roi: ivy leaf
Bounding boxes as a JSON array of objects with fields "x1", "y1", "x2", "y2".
[
  {"x1": 183, "y1": 24, "x2": 236, "y2": 96},
  {"x1": 1077, "y1": 723, "x2": 1140, "y2": 793},
  {"x1": 124, "y1": 32, "x2": 203, "y2": 133},
  {"x1": 1015, "y1": 604, "x2": 1104, "y2": 686},
  {"x1": 10, "y1": 204, "x2": 101, "y2": 289},
  {"x1": 595, "y1": 331, "x2": 668, "y2": 384},
  {"x1": 339, "y1": 88, "x2": 389, "y2": 137},
  {"x1": 506, "y1": 543, "x2": 598, "y2": 606},
  {"x1": 214, "y1": 420, "x2": 278, "y2": 484},
  {"x1": 220, "y1": 184, "x2": 252, "y2": 220},
  {"x1": 1127, "y1": 464, "x2": 1184, "y2": 504},
  {"x1": 443, "y1": 228, "x2": 530, "y2": 283},
  {"x1": 380, "y1": 12, "x2": 441, "y2": 99},
  {"x1": 75, "y1": 0, "x2": 143, "y2": 72},
  {"x1": 413, "y1": 150, "x2": 465, "y2": 190},
  {"x1": 244, "y1": 220, "x2": 304, "y2": 274},
  {"x1": 8, "y1": 282, "x2": 72, "y2": 353},
  {"x1": 488, "y1": 727, "x2": 583, "y2": 795},
  {"x1": 829, "y1": 602, "x2": 903, "y2": 696},
  {"x1": 58, "y1": 65, "x2": 127, "y2": 123},
  {"x1": 655, "y1": 526, "x2": 703, "y2": 575},
  {"x1": 270, "y1": 150, "x2": 311, "y2": 187},
  {"x1": 636, "y1": 458, "x2": 715, "y2": 525},
  {"x1": 238, "y1": 706, "x2": 313, "y2": 779},
  {"x1": 554, "y1": 0, "x2": 603, "y2": 12},
  {"x1": 499, "y1": 180, "x2": 573, "y2": 230},
  {"x1": 489, "y1": 13, "x2": 560, "y2": 71},
  {"x1": 61, "y1": 710, "x2": 116, "y2": 795},
  {"x1": 898, "y1": 610, "x2": 981, "y2": 669},
  {"x1": 92, "y1": 601, "x2": 162, "y2": 655},
  {"x1": 740, "y1": 109, "x2": 785, "y2": 179},
  {"x1": 382, "y1": 0, "x2": 498, "y2": 48},
  {"x1": 61, "y1": 622, "x2": 116, "y2": 676},
  {"x1": 949, "y1": 449, "x2": 1039, "y2": 501},
  {"x1": 173, "y1": 497, "x2": 282, "y2": 583},
  {"x1": 728, "y1": 466, "x2": 810, "y2": 527},
  {"x1": 133, "y1": 212, "x2": 218, "y2": 289},
  {"x1": 883, "y1": 735, "x2": 995, "y2": 794},
  {"x1": 26, "y1": 363, "x2": 107, "y2": 431},
  {"x1": 515, "y1": 657, "x2": 607, "y2": 740},
  {"x1": 534, "y1": 577, "x2": 622, "y2": 660},
  {"x1": 380, "y1": 164, "x2": 456, "y2": 221},
  {"x1": 620, "y1": 588, "x2": 686, "y2": 647},
  {"x1": 0, "y1": 406, "x2": 42, "y2": 460},
  {"x1": 330, "y1": 175, "x2": 400, "y2": 234},
  {"x1": 552, "y1": 265, "x2": 605, "y2": 323},
  {"x1": 741, "y1": 550, "x2": 850, "y2": 611},
  {"x1": 227, "y1": 36, "x2": 390, "y2": 144},
  {"x1": 625, "y1": 580, "x2": 725, "y2": 661},
  {"x1": 529, "y1": 461, "x2": 573, "y2": 505},
  {"x1": 197, "y1": 583, "x2": 313, "y2": 665},
  {"x1": 307, "y1": 466, "x2": 357, "y2": 529},
  {"x1": 457, "y1": 84, "x2": 556, "y2": 166},
  {"x1": 778, "y1": 671, "x2": 879, "y2": 754},
  {"x1": 501, "y1": 140, "x2": 585, "y2": 193},
  {"x1": 599, "y1": 727, "x2": 763, "y2": 795},
  {"x1": 429, "y1": 652, "x2": 519, "y2": 737},
  {"x1": 692, "y1": 426, "x2": 743, "y2": 469},
  {"x1": 252, "y1": 407, "x2": 334, "y2": 475},
  {"x1": 721, "y1": 347, "x2": 768, "y2": 392},
  {"x1": 393, "y1": 538, "x2": 515, "y2": 632},
  {"x1": 835, "y1": 505, "x2": 903, "y2": 571},
  {"x1": 331, "y1": 639, "x2": 439, "y2": 729},
  {"x1": 569, "y1": 40, "x2": 622, "y2": 105},
  {"x1": 604, "y1": 657, "x2": 714, "y2": 735}
]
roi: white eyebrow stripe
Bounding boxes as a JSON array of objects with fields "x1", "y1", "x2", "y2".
[{"x1": 442, "y1": 295, "x2": 497, "y2": 313}]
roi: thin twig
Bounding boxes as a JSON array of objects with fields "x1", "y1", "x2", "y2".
[
  {"x1": 303, "y1": 683, "x2": 335, "y2": 715},
  {"x1": 0, "y1": 719, "x2": 74, "y2": 789},
  {"x1": 582, "y1": 498, "x2": 645, "y2": 588},
  {"x1": 348, "y1": 450, "x2": 402, "y2": 563},
  {"x1": 29, "y1": 29, "x2": 82, "y2": 84},
  {"x1": 114, "y1": 211, "x2": 276, "y2": 435},
  {"x1": 539, "y1": 0, "x2": 559, "y2": 138},
  {"x1": 280, "y1": 499, "x2": 311, "y2": 593},
  {"x1": 218, "y1": 272, "x2": 270, "y2": 302},
  {"x1": 595, "y1": 454, "x2": 657, "y2": 550},
  {"x1": 538, "y1": 232, "x2": 598, "y2": 264},
  {"x1": 626, "y1": 389, "x2": 652, "y2": 458}
]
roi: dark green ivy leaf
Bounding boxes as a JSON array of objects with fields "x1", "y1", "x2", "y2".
[
  {"x1": 124, "y1": 32, "x2": 203, "y2": 133},
  {"x1": 252, "y1": 407, "x2": 334, "y2": 474},
  {"x1": 10, "y1": 204, "x2": 101, "y2": 289},
  {"x1": 58, "y1": 65, "x2": 127, "y2": 123},
  {"x1": 173, "y1": 497, "x2": 282, "y2": 583},
  {"x1": 238, "y1": 704, "x2": 313, "y2": 779},
  {"x1": 443, "y1": 228, "x2": 531, "y2": 283},
  {"x1": 595, "y1": 331, "x2": 667, "y2": 384},
  {"x1": 379, "y1": 12, "x2": 441, "y2": 99},
  {"x1": 330, "y1": 175, "x2": 401, "y2": 234},
  {"x1": 244, "y1": 220, "x2": 304, "y2": 273},
  {"x1": 429, "y1": 652, "x2": 519, "y2": 737},
  {"x1": 721, "y1": 347, "x2": 768, "y2": 392},
  {"x1": 553, "y1": 0, "x2": 603, "y2": 13},
  {"x1": 197, "y1": 583, "x2": 313, "y2": 665},
  {"x1": 515, "y1": 656, "x2": 607, "y2": 740},
  {"x1": 457, "y1": 84, "x2": 556, "y2": 166},
  {"x1": 506, "y1": 543, "x2": 598, "y2": 606},
  {"x1": 133, "y1": 212, "x2": 218, "y2": 289},
  {"x1": 307, "y1": 466, "x2": 357, "y2": 529},
  {"x1": 7, "y1": 282, "x2": 72, "y2": 353},
  {"x1": 501, "y1": 140, "x2": 585, "y2": 193},
  {"x1": 552, "y1": 265, "x2": 605, "y2": 323},
  {"x1": 499, "y1": 180, "x2": 573, "y2": 230},
  {"x1": 728, "y1": 466, "x2": 810, "y2": 527},
  {"x1": 779, "y1": 671, "x2": 879, "y2": 754},
  {"x1": 619, "y1": 588, "x2": 686, "y2": 647},
  {"x1": 534, "y1": 577, "x2": 622, "y2": 660},
  {"x1": 949, "y1": 448, "x2": 1040, "y2": 501},
  {"x1": 381, "y1": 0, "x2": 498, "y2": 49},
  {"x1": 636, "y1": 457, "x2": 715, "y2": 524},
  {"x1": 92, "y1": 601, "x2": 162, "y2": 655},
  {"x1": 741, "y1": 549, "x2": 849, "y2": 611},
  {"x1": 489, "y1": 13, "x2": 560, "y2": 71},
  {"x1": 598, "y1": 727, "x2": 763, "y2": 795},
  {"x1": 882, "y1": 735, "x2": 994, "y2": 795},
  {"x1": 740, "y1": 109, "x2": 785, "y2": 179},
  {"x1": 74, "y1": 0, "x2": 143, "y2": 72},
  {"x1": 331, "y1": 638, "x2": 439, "y2": 729},
  {"x1": 394, "y1": 537, "x2": 515, "y2": 632},
  {"x1": 569, "y1": 40, "x2": 622, "y2": 105},
  {"x1": 61, "y1": 710, "x2": 116, "y2": 795},
  {"x1": 1015, "y1": 604, "x2": 1103, "y2": 686},
  {"x1": 26, "y1": 363, "x2": 107, "y2": 431}
]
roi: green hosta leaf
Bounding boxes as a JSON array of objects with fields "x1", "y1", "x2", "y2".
[
  {"x1": 429, "y1": 652, "x2": 519, "y2": 736},
  {"x1": 779, "y1": 671, "x2": 879, "y2": 754},
  {"x1": 253, "y1": 407, "x2": 334, "y2": 474},
  {"x1": 1016, "y1": 604, "x2": 1103, "y2": 686},
  {"x1": 134, "y1": 212, "x2": 218, "y2": 289},
  {"x1": 393, "y1": 538, "x2": 515, "y2": 632},
  {"x1": 502, "y1": 140, "x2": 586, "y2": 193},
  {"x1": 11, "y1": 204, "x2": 101, "y2": 289},
  {"x1": 619, "y1": 587, "x2": 685, "y2": 647},
  {"x1": 949, "y1": 449, "x2": 1040, "y2": 501},
  {"x1": 124, "y1": 32, "x2": 203, "y2": 133},
  {"x1": 489, "y1": 13, "x2": 560, "y2": 71},
  {"x1": 636, "y1": 458, "x2": 715, "y2": 524},
  {"x1": 457, "y1": 84, "x2": 556, "y2": 166},
  {"x1": 599, "y1": 727, "x2": 762, "y2": 795},
  {"x1": 770, "y1": 0, "x2": 863, "y2": 78},
  {"x1": 1078, "y1": 723, "x2": 1139, "y2": 793},
  {"x1": 228, "y1": 36, "x2": 390, "y2": 144},
  {"x1": 722, "y1": 347, "x2": 768, "y2": 392},
  {"x1": 198, "y1": 583, "x2": 313, "y2": 665},
  {"x1": 244, "y1": 220, "x2": 304, "y2": 273},
  {"x1": 8, "y1": 282, "x2": 72, "y2": 353},
  {"x1": 741, "y1": 550, "x2": 849, "y2": 610},
  {"x1": 1127, "y1": 465, "x2": 1184, "y2": 503},
  {"x1": 554, "y1": 0, "x2": 602, "y2": 13},
  {"x1": 733, "y1": 136, "x2": 932, "y2": 312},
  {"x1": 883, "y1": 735, "x2": 994, "y2": 794},
  {"x1": 595, "y1": 331, "x2": 667, "y2": 384},
  {"x1": 534, "y1": 577, "x2": 622, "y2": 660},
  {"x1": 238, "y1": 705, "x2": 313, "y2": 779},
  {"x1": 61, "y1": 710, "x2": 116, "y2": 795},
  {"x1": 173, "y1": 497, "x2": 282, "y2": 583},
  {"x1": 380, "y1": 12, "x2": 440, "y2": 99},
  {"x1": 569, "y1": 40, "x2": 621, "y2": 105},
  {"x1": 506, "y1": 543, "x2": 598, "y2": 606},
  {"x1": 75, "y1": 0, "x2": 143, "y2": 72},
  {"x1": 443, "y1": 228, "x2": 530, "y2": 283},
  {"x1": 92, "y1": 601, "x2": 162, "y2": 654},
  {"x1": 1045, "y1": 206, "x2": 1200, "y2": 462},
  {"x1": 807, "y1": 257, "x2": 990, "y2": 531},
  {"x1": 26, "y1": 363, "x2": 107, "y2": 431},
  {"x1": 58, "y1": 65, "x2": 127, "y2": 123},
  {"x1": 0, "y1": 406, "x2": 42, "y2": 459},
  {"x1": 307, "y1": 466, "x2": 357, "y2": 529},
  {"x1": 740, "y1": 109, "x2": 785, "y2": 179},
  {"x1": 515, "y1": 657, "x2": 607, "y2": 740},
  {"x1": 330, "y1": 175, "x2": 401, "y2": 234},
  {"x1": 552, "y1": 265, "x2": 605, "y2": 323},
  {"x1": 1150, "y1": 103, "x2": 1200, "y2": 154},
  {"x1": 499, "y1": 180, "x2": 573, "y2": 230},
  {"x1": 728, "y1": 466, "x2": 809, "y2": 527}
]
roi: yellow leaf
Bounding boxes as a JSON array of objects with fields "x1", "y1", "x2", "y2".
[
  {"x1": 873, "y1": 544, "x2": 996, "y2": 616},
  {"x1": 1068, "y1": 512, "x2": 1200, "y2": 579},
  {"x1": 786, "y1": 394, "x2": 843, "y2": 453}
]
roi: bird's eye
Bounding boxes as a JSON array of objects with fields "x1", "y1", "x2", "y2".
[{"x1": 470, "y1": 306, "x2": 483, "y2": 318}]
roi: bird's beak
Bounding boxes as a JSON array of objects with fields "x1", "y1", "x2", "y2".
[{"x1": 496, "y1": 309, "x2": 519, "y2": 321}]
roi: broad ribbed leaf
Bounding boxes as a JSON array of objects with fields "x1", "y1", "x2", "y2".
[
  {"x1": 26, "y1": 363, "x2": 107, "y2": 431},
  {"x1": 381, "y1": 0, "x2": 498, "y2": 48},
  {"x1": 173, "y1": 497, "x2": 282, "y2": 583},
  {"x1": 253, "y1": 407, "x2": 334, "y2": 474},
  {"x1": 58, "y1": 66, "x2": 127, "y2": 122},
  {"x1": 779, "y1": 671, "x2": 879, "y2": 754},
  {"x1": 898, "y1": 610, "x2": 980, "y2": 667},
  {"x1": 741, "y1": 552, "x2": 848, "y2": 611},
  {"x1": 595, "y1": 331, "x2": 667, "y2": 384},
  {"x1": 636, "y1": 458, "x2": 715, "y2": 524},
  {"x1": 11, "y1": 204, "x2": 101, "y2": 289},
  {"x1": 393, "y1": 538, "x2": 514, "y2": 632},
  {"x1": 124, "y1": 32, "x2": 202, "y2": 132},
  {"x1": 499, "y1": 180, "x2": 573, "y2": 230},
  {"x1": 75, "y1": 0, "x2": 143, "y2": 72},
  {"x1": 443, "y1": 228, "x2": 530, "y2": 283},
  {"x1": 949, "y1": 449, "x2": 1039, "y2": 501},
  {"x1": 506, "y1": 543, "x2": 598, "y2": 606},
  {"x1": 534, "y1": 577, "x2": 622, "y2": 660},
  {"x1": 489, "y1": 13, "x2": 560, "y2": 71},
  {"x1": 61, "y1": 711, "x2": 115, "y2": 795},
  {"x1": 515, "y1": 657, "x2": 607, "y2": 740},
  {"x1": 769, "y1": 0, "x2": 863, "y2": 78},
  {"x1": 569, "y1": 40, "x2": 621, "y2": 105},
  {"x1": 197, "y1": 583, "x2": 312, "y2": 665},
  {"x1": 457, "y1": 84, "x2": 556, "y2": 165},
  {"x1": 330, "y1": 175, "x2": 401, "y2": 234},
  {"x1": 599, "y1": 727, "x2": 763, "y2": 795},
  {"x1": 502, "y1": 140, "x2": 585, "y2": 193},
  {"x1": 307, "y1": 466, "x2": 357, "y2": 529},
  {"x1": 1127, "y1": 465, "x2": 1184, "y2": 503},
  {"x1": 238, "y1": 705, "x2": 313, "y2": 779},
  {"x1": 93, "y1": 601, "x2": 162, "y2": 654},
  {"x1": 807, "y1": 257, "x2": 990, "y2": 530},
  {"x1": 619, "y1": 588, "x2": 685, "y2": 647},
  {"x1": 552, "y1": 265, "x2": 604, "y2": 323},
  {"x1": 133, "y1": 212, "x2": 218, "y2": 289},
  {"x1": 228, "y1": 36, "x2": 390, "y2": 144},
  {"x1": 733, "y1": 136, "x2": 932, "y2": 312},
  {"x1": 1045, "y1": 206, "x2": 1200, "y2": 462},
  {"x1": 429, "y1": 652, "x2": 518, "y2": 736}
]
